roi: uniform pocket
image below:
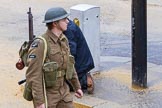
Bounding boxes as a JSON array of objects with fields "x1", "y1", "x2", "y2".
[
  {"x1": 23, "y1": 83, "x2": 33, "y2": 101},
  {"x1": 43, "y1": 62, "x2": 58, "y2": 87},
  {"x1": 50, "y1": 47, "x2": 62, "y2": 62},
  {"x1": 50, "y1": 45, "x2": 60, "y2": 55},
  {"x1": 66, "y1": 55, "x2": 75, "y2": 80}
]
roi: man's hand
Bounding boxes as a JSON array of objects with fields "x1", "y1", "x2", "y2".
[
  {"x1": 36, "y1": 103, "x2": 45, "y2": 108},
  {"x1": 75, "y1": 89, "x2": 83, "y2": 98}
]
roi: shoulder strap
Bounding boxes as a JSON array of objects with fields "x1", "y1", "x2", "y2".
[
  {"x1": 36, "y1": 36, "x2": 47, "y2": 65},
  {"x1": 35, "y1": 36, "x2": 48, "y2": 108},
  {"x1": 41, "y1": 34, "x2": 50, "y2": 62}
]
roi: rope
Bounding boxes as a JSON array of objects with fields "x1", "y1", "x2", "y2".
[{"x1": 38, "y1": 36, "x2": 48, "y2": 108}]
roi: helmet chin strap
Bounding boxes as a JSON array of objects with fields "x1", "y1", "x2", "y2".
[
  {"x1": 56, "y1": 22, "x2": 64, "y2": 32},
  {"x1": 51, "y1": 22, "x2": 63, "y2": 37}
]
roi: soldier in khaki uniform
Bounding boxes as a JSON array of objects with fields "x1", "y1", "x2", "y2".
[{"x1": 25, "y1": 7, "x2": 83, "y2": 108}]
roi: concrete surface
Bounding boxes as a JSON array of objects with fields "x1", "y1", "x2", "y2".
[
  {"x1": 74, "y1": 95, "x2": 122, "y2": 108},
  {"x1": 73, "y1": 56, "x2": 162, "y2": 108}
]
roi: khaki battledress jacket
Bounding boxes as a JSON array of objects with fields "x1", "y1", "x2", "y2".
[{"x1": 26, "y1": 30, "x2": 81, "y2": 108}]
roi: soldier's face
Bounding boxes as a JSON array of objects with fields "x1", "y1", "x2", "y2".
[{"x1": 57, "y1": 18, "x2": 69, "y2": 31}]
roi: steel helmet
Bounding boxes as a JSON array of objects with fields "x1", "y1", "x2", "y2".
[{"x1": 43, "y1": 7, "x2": 69, "y2": 23}]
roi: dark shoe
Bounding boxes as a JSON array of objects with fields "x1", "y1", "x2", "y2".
[{"x1": 87, "y1": 72, "x2": 94, "y2": 94}]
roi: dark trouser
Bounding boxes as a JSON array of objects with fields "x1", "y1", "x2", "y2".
[{"x1": 78, "y1": 72, "x2": 87, "y2": 90}]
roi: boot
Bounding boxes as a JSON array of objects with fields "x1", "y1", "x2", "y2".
[{"x1": 87, "y1": 72, "x2": 94, "y2": 94}]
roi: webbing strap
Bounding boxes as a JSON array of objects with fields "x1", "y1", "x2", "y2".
[
  {"x1": 38, "y1": 36, "x2": 47, "y2": 63},
  {"x1": 57, "y1": 70, "x2": 66, "y2": 77},
  {"x1": 37, "y1": 36, "x2": 48, "y2": 108}
]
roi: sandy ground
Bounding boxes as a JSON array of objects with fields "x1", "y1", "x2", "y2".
[{"x1": 0, "y1": 0, "x2": 162, "y2": 107}]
